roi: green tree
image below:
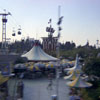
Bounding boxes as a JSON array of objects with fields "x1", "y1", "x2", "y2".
[{"x1": 83, "y1": 57, "x2": 100, "y2": 78}]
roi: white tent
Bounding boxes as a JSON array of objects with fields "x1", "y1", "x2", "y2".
[
  {"x1": 21, "y1": 40, "x2": 58, "y2": 62},
  {"x1": 64, "y1": 71, "x2": 79, "y2": 80},
  {"x1": 64, "y1": 54, "x2": 82, "y2": 73},
  {"x1": 66, "y1": 75, "x2": 92, "y2": 88}
]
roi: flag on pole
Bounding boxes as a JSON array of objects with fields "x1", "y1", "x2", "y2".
[
  {"x1": 57, "y1": 16, "x2": 63, "y2": 25},
  {"x1": 48, "y1": 19, "x2": 52, "y2": 24}
]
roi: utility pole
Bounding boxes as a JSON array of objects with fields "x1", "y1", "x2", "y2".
[
  {"x1": 56, "y1": 5, "x2": 63, "y2": 100},
  {"x1": 0, "y1": 11, "x2": 11, "y2": 53}
]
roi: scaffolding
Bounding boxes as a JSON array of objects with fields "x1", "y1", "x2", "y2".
[{"x1": 0, "y1": 12, "x2": 11, "y2": 53}]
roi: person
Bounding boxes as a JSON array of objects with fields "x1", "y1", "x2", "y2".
[
  {"x1": 74, "y1": 94, "x2": 80, "y2": 100},
  {"x1": 47, "y1": 73, "x2": 53, "y2": 90},
  {"x1": 69, "y1": 93, "x2": 75, "y2": 100},
  {"x1": 17, "y1": 80, "x2": 24, "y2": 98}
]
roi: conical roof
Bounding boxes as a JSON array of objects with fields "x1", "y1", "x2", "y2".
[
  {"x1": 64, "y1": 71, "x2": 79, "y2": 81},
  {"x1": 66, "y1": 75, "x2": 92, "y2": 88},
  {"x1": 21, "y1": 40, "x2": 58, "y2": 62},
  {"x1": 65, "y1": 54, "x2": 82, "y2": 72}
]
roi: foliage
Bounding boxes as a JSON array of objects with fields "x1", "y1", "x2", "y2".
[
  {"x1": 82, "y1": 56, "x2": 100, "y2": 100},
  {"x1": 83, "y1": 57, "x2": 100, "y2": 77},
  {"x1": 60, "y1": 41, "x2": 76, "y2": 50},
  {"x1": 81, "y1": 81, "x2": 100, "y2": 100}
]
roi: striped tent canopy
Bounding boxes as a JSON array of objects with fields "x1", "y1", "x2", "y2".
[
  {"x1": 34, "y1": 62, "x2": 45, "y2": 68},
  {"x1": 61, "y1": 59, "x2": 69, "y2": 64},
  {"x1": 45, "y1": 62, "x2": 56, "y2": 68},
  {"x1": 68, "y1": 61, "x2": 75, "y2": 65},
  {"x1": 14, "y1": 64, "x2": 26, "y2": 69},
  {"x1": 28, "y1": 64, "x2": 40, "y2": 71},
  {"x1": 21, "y1": 40, "x2": 58, "y2": 62},
  {"x1": 67, "y1": 67, "x2": 82, "y2": 75},
  {"x1": 64, "y1": 71, "x2": 79, "y2": 81},
  {"x1": 0, "y1": 74, "x2": 9, "y2": 85},
  {"x1": 25, "y1": 62, "x2": 34, "y2": 67},
  {"x1": 61, "y1": 63, "x2": 69, "y2": 68},
  {"x1": 66, "y1": 75, "x2": 92, "y2": 88},
  {"x1": 61, "y1": 59, "x2": 75, "y2": 68}
]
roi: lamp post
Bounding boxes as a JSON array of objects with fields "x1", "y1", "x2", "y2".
[{"x1": 55, "y1": 5, "x2": 63, "y2": 100}]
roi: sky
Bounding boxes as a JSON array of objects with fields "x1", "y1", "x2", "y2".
[{"x1": 0, "y1": 0, "x2": 100, "y2": 46}]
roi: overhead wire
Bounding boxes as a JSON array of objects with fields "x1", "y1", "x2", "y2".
[{"x1": 0, "y1": 7, "x2": 33, "y2": 43}]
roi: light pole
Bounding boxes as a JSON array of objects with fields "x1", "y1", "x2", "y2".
[{"x1": 55, "y1": 5, "x2": 63, "y2": 100}]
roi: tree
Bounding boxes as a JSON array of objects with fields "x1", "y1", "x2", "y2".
[{"x1": 83, "y1": 57, "x2": 100, "y2": 78}]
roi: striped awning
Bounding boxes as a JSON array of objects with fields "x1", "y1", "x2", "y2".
[
  {"x1": 45, "y1": 62, "x2": 56, "y2": 68},
  {"x1": 66, "y1": 75, "x2": 92, "y2": 88},
  {"x1": 64, "y1": 71, "x2": 79, "y2": 81},
  {"x1": 29, "y1": 65, "x2": 40, "y2": 71},
  {"x1": 34, "y1": 62, "x2": 45, "y2": 68}
]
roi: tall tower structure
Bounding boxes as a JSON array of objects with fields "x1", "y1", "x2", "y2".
[
  {"x1": 42, "y1": 19, "x2": 58, "y2": 54},
  {"x1": 0, "y1": 12, "x2": 11, "y2": 53}
]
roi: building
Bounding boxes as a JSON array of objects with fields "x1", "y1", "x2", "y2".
[
  {"x1": 42, "y1": 35, "x2": 58, "y2": 53},
  {"x1": 42, "y1": 20, "x2": 58, "y2": 54}
]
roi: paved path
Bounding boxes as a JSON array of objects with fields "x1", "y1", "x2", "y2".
[{"x1": 23, "y1": 78, "x2": 70, "y2": 100}]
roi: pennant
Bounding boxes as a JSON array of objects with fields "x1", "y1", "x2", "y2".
[
  {"x1": 48, "y1": 19, "x2": 52, "y2": 24},
  {"x1": 57, "y1": 16, "x2": 63, "y2": 25}
]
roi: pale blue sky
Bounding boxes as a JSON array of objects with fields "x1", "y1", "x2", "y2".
[{"x1": 0, "y1": 0, "x2": 100, "y2": 46}]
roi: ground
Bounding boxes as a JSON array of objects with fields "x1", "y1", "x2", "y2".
[{"x1": 8, "y1": 78, "x2": 70, "y2": 100}]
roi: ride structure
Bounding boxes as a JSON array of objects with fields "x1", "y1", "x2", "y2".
[
  {"x1": 0, "y1": 11, "x2": 11, "y2": 53},
  {"x1": 42, "y1": 19, "x2": 58, "y2": 54}
]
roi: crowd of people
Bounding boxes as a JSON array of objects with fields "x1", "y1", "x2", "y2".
[{"x1": 69, "y1": 88, "x2": 83, "y2": 100}]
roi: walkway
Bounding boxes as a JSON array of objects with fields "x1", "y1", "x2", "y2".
[{"x1": 23, "y1": 78, "x2": 69, "y2": 100}]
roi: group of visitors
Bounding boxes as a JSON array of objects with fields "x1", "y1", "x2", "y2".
[{"x1": 69, "y1": 88, "x2": 83, "y2": 100}]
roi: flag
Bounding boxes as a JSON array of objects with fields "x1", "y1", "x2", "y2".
[
  {"x1": 48, "y1": 19, "x2": 52, "y2": 24},
  {"x1": 57, "y1": 16, "x2": 64, "y2": 25}
]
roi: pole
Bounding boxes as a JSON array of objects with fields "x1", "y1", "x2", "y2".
[{"x1": 56, "y1": 5, "x2": 61, "y2": 100}]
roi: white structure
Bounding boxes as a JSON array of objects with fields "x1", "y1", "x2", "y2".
[{"x1": 21, "y1": 40, "x2": 58, "y2": 62}]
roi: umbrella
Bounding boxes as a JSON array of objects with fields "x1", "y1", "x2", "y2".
[
  {"x1": 14, "y1": 64, "x2": 27, "y2": 73},
  {"x1": 29, "y1": 65, "x2": 40, "y2": 71},
  {"x1": 61, "y1": 59, "x2": 70, "y2": 68},
  {"x1": 45, "y1": 62, "x2": 56, "y2": 68},
  {"x1": 66, "y1": 75, "x2": 92, "y2": 88},
  {"x1": 14, "y1": 64, "x2": 26, "y2": 69},
  {"x1": 25, "y1": 62, "x2": 34, "y2": 67},
  {"x1": 34, "y1": 62, "x2": 45, "y2": 68},
  {"x1": 62, "y1": 59, "x2": 69, "y2": 63}
]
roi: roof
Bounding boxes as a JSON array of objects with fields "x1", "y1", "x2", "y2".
[
  {"x1": 21, "y1": 40, "x2": 58, "y2": 62},
  {"x1": 66, "y1": 75, "x2": 92, "y2": 88}
]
